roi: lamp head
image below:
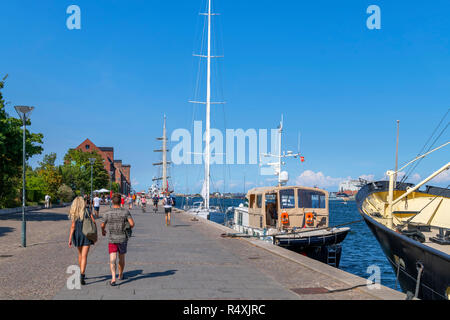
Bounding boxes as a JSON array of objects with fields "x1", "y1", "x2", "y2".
[
  {"x1": 14, "y1": 106, "x2": 34, "y2": 120},
  {"x1": 89, "y1": 158, "x2": 96, "y2": 164}
]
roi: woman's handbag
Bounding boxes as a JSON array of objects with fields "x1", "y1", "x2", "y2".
[{"x1": 82, "y1": 208, "x2": 98, "y2": 242}]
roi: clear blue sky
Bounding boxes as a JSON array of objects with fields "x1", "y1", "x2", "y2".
[{"x1": 1, "y1": 0, "x2": 449, "y2": 193}]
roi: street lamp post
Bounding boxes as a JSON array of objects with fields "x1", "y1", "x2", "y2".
[
  {"x1": 14, "y1": 106, "x2": 34, "y2": 248},
  {"x1": 89, "y1": 158, "x2": 96, "y2": 209},
  {"x1": 109, "y1": 170, "x2": 113, "y2": 192}
]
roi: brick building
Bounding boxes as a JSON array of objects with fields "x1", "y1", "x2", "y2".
[{"x1": 74, "y1": 139, "x2": 131, "y2": 194}]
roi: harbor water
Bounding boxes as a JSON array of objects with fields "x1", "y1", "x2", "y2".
[{"x1": 175, "y1": 197, "x2": 399, "y2": 292}]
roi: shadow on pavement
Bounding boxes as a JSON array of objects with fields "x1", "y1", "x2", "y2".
[
  {"x1": 0, "y1": 226, "x2": 15, "y2": 237},
  {"x1": 171, "y1": 224, "x2": 191, "y2": 228},
  {"x1": 85, "y1": 269, "x2": 177, "y2": 286},
  {"x1": 0, "y1": 211, "x2": 69, "y2": 222},
  {"x1": 118, "y1": 269, "x2": 178, "y2": 285}
]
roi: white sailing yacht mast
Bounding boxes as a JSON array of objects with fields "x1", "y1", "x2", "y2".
[
  {"x1": 204, "y1": 0, "x2": 212, "y2": 210},
  {"x1": 190, "y1": 0, "x2": 223, "y2": 211}
]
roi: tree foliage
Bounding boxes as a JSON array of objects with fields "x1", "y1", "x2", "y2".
[
  {"x1": 37, "y1": 153, "x2": 63, "y2": 201},
  {"x1": 110, "y1": 182, "x2": 120, "y2": 193},
  {"x1": 61, "y1": 149, "x2": 109, "y2": 195},
  {"x1": 57, "y1": 184, "x2": 74, "y2": 203},
  {"x1": 0, "y1": 75, "x2": 43, "y2": 208}
]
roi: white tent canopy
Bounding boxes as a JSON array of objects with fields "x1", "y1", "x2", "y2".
[{"x1": 94, "y1": 188, "x2": 109, "y2": 193}]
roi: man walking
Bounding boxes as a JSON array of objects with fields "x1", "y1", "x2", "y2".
[
  {"x1": 45, "y1": 194, "x2": 51, "y2": 208},
  {"x1": 93, "y1": 194, "x2": 101, "y2": 218},
  {"x1": 101, "y1": 193, "x2": 135, "y2": 286},
  {"x1": 163, "y1": 193, "x2": 173, "y2": 226},
  {"x1": 128, "y1": 195, "x2": 133, "y2": 210}
]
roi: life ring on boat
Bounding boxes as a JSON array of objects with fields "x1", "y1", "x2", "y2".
[
  {"x1": 280, "y1": 212, "x2": 289, "y2": 225},
  {"x1": 305, "y1": 212, "x2": 314, "y2": 227}
]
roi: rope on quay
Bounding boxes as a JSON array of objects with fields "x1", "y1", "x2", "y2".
[{"x1": 220, "y1": 219, "x2": 363, "y2": 238}]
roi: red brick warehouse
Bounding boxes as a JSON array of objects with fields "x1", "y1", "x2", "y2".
[{"x1": 74, "y1": 138, "x2": 132, "y2": 194}]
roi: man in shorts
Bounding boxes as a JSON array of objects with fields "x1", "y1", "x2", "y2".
[
  {"x1": 163, "y1": 193, "x2": 173, "y2": 226},
  {"x1": 152, "y1": 194, "x2": 159, "y2": 210},
  {"x1": 128, "y1": 195, "x2": 133, "y2": 210},
  {"x1": 101, "y1": 193, "x2": 135, "y2": 286},
  {"x1": 93, "y1": 194, "x2": 101, "y2": 218}
]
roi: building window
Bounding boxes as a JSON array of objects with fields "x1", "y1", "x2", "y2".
[
  {"x1": 85, "y1": 144, "x2": 90, "y2": 150},
  {"x1": 280, "y1": 189, "x2": 295, "y2": 209}
]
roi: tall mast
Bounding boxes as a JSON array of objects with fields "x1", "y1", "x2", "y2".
[
  {"x1": 152, "y1": 115, "x2": 170, "y2": 193},
  {"x1": 190, "y1": 0, "x2": 223, "y2": 209},
  {"x1": 163, "y1": 114, "x2": 167, "y2": 193},
  {"x1": 278, "y1": 115, "x2": 283, "y2": 186},
  {"x1": 204, "y1": 0, "x2": 212, "y2": 209},
  {"x1": 394, "y1": 120, "x2": 399, "y2": 188}
]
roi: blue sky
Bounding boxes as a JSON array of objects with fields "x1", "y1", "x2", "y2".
[{"x1": 1, "y1": 0, "x2": 449, "y2": 193}]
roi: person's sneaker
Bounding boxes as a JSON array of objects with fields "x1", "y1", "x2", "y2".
[{"x1": 80, "y1": 274, "x2": 86, "y2": 285}]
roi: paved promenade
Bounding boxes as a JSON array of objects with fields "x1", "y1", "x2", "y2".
[
  {"x1": 52, "y1": 206, "x2": 406, "y2": 300},
  {"x1": 0, "y1": 206, "x2": 74, "y2": 299}
]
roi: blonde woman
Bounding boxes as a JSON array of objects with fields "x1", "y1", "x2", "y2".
[{"x1": 68, "y1": 196, "x2": 96, "y2": 285}]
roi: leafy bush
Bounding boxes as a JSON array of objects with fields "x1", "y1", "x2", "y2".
[{"x1": 57, "y1": 184, "x2": 74, "y2": 202}]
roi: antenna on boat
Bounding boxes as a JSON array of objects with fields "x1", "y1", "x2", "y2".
[
  {"x1": 394, "y1": 120, "x2": 400, "y2": 188},
  {"x1": 260, "y1": 114, "x2": 303, "y2": 187}
]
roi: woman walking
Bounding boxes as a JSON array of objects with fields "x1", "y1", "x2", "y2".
[{"x1": 68, "y1": 196, "x2": 96, "y2": 285}]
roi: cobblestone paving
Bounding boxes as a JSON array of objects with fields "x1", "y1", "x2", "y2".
[
  {"x1": 1, "y1": 205, "x2": 397, "y2": 300},
  {"x1": 0, "y1": 205, "x2": 108, "y2": 299}
]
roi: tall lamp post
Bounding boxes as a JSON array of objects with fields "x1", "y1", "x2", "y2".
[
  {"x1": 89, "y1": 158, "x2": 96, "y2": 209},
  {"x1": 14, "y1": 105, "x2": 34, "y2": 248},
  {"x1": 109, "y1": 170, "x2": 113, "y2": 192}
]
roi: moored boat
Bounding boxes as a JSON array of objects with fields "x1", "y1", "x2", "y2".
[
  {"x1": 231, "y1": 186, "x2": 350, "y2": 267},
  {"x1": 356, "y1": 142, "x2": 450, "y2": 300},
  {"x1": 229, "y1": 117, "x2": 350, "y2": 267}
]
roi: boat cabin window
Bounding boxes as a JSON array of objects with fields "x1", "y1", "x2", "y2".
[
  {"x1": 280, "y1": 189, "x2": 295, "y2": 209},
  {"x1": 256, "y1": 195, "x2": 262, "y2": 208},
  {"x1": 298, "y1": 190, "x2": 326, "y2": 208},
  {"x1": 249, "y1": 194, "x2": 255, "y2": 208},
  {"x1": 265, "y1": 194, "x2": 277, "y2": 205}
]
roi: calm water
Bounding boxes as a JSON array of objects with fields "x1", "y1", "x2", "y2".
[{"x1": 175, "y1": 197, "x2": 399, "y2": 291}]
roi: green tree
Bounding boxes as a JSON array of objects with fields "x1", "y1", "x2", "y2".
[
  {"x1": 37, "y1": 153, "x2": 62, "y2": 202},
  {"x1": 57, "y1": 184, "x2": 74, "y2": 203},
  {"x1": 0, "y1": 75, "x2": 43, "y2": 208},
  {"x1": 110, "y1": 182, "x2": 120, "y2": 193},
  {"x1": 61, "y1": 149, "x2": 109, "y2": 195},
  {"x1": 26, "y1": 165, "x2": 45, "y2": 203}
]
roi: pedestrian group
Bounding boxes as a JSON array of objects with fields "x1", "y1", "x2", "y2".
[{"x1": 68, "y1": 191, "x2": 175, "y2": 286}]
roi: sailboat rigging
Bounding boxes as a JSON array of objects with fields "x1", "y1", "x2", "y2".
[{"x1": 186, "y1": 0, "x2": 224, "y2": 219}]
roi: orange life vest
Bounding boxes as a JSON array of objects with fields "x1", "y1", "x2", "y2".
[
  {"x1": 280, "y1": 212, "x2": 289, "y2": 225},
  {"x1": 305, "y1": 212, "x2": 314, "y2": 227}
]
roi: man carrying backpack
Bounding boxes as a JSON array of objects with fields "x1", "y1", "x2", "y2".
[
  {"x1": 163, "y1": 193, "x2": 173, "y2": 226},
  {"x1": 101, "y1": 193, "x2": 135, "y2": 286}
]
